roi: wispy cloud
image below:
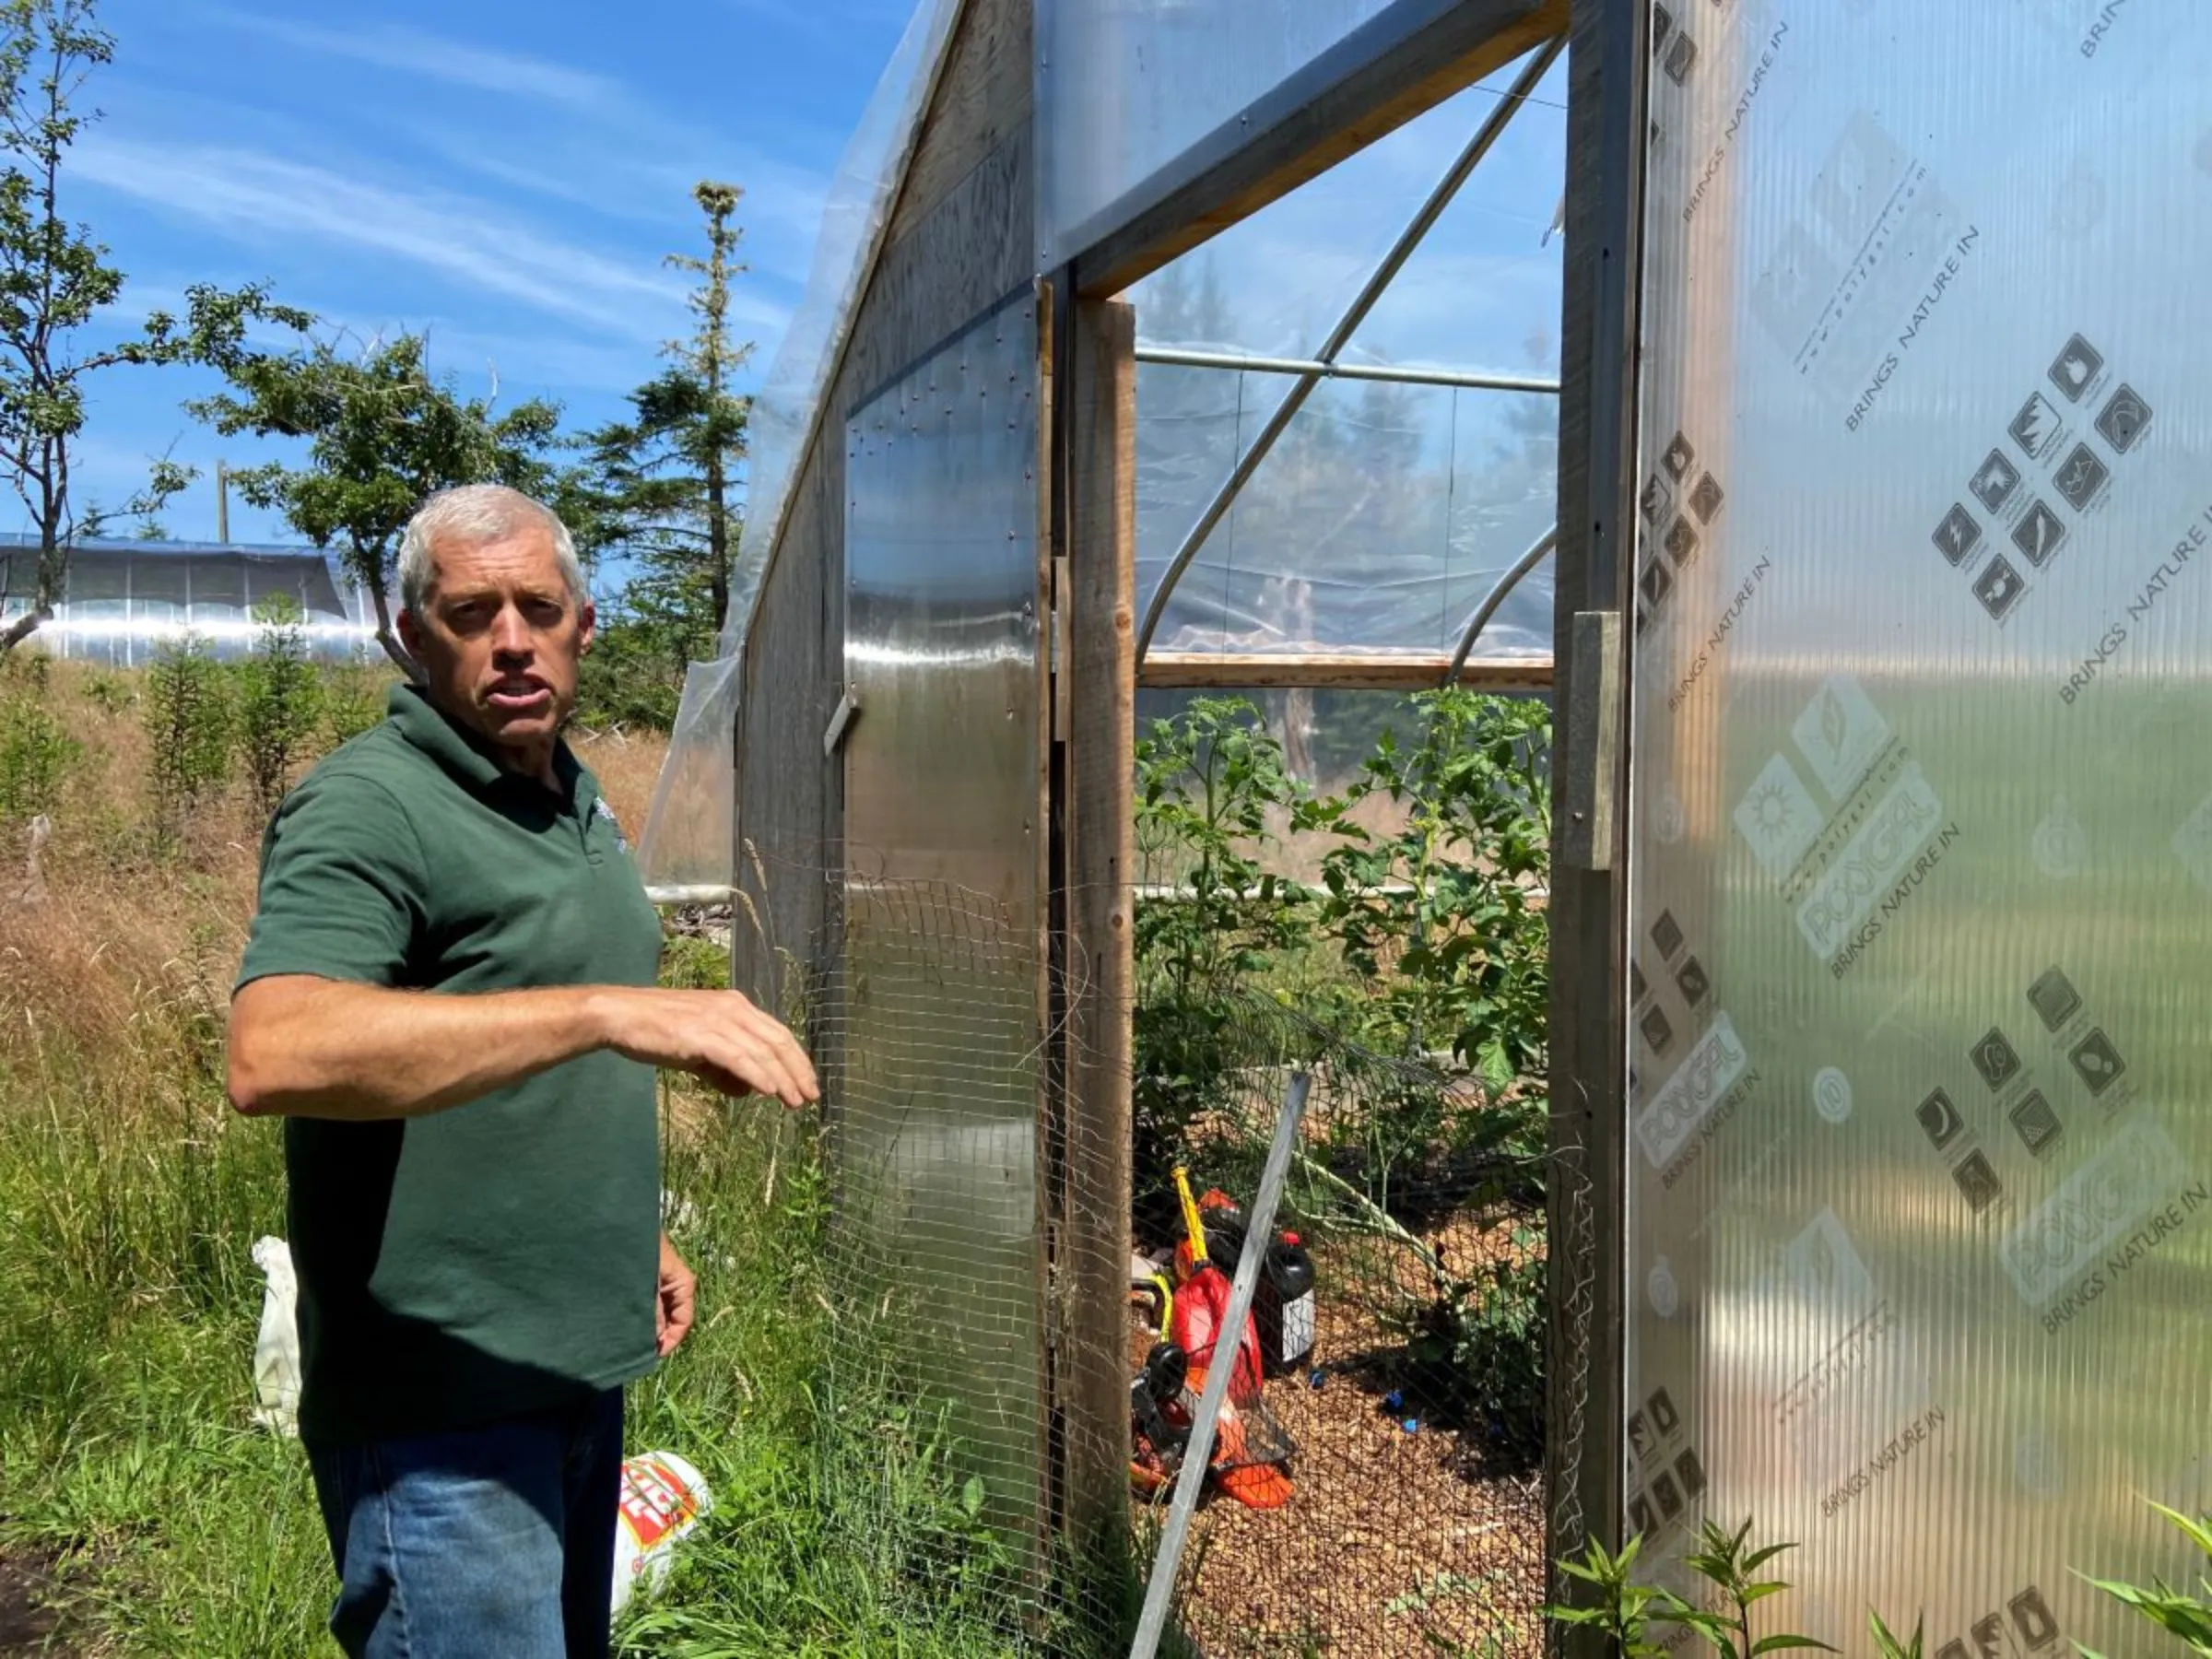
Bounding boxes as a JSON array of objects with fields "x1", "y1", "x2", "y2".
[
  {"x1": 717, "y1": 0, "x2": 917, "y2": 34},
  {"x1": 69, "y1": 135, "x2": 790, "y2": 342},
  {"x1": 196, "y1": 8, "x2": 622, "y2": 110}
]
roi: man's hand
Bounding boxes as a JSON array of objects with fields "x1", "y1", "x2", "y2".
[
  {"x1": 656, "y1": 1234, "x2": 696, "y2": 1359},
  {"x1": 596, "y1": 987, "x2": 819, "y2": 1108}
]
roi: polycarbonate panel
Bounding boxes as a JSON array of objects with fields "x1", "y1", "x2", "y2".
[
  {"x1": 840, "y1": 292, "x2": 1047, "y2": 1556},
  {"x1": 1623, "y1": 3, "x2": 2212, "y2": 1650},
  {"x1": 1137, "y1": 371, "x2": 1553, "y2": 657},
  {"x1": 1037, "y1": 0, "x2": 1397, "y2": 265}
]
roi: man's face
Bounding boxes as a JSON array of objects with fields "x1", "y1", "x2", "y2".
[{"x1": 398, "y1": 527, "x2": 593, "y2": 770}]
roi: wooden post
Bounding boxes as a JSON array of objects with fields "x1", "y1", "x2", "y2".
[
  {"x1": 1056, "y1": 293, "x2": 1136, "y2": 1588},
  {"x1": 1547, "y1": 0, "x2": 1643, "y2": 1652}
]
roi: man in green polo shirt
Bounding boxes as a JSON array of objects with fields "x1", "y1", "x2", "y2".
[{"x1": 227, "y1": 483, "x2": 817, "y2": 1659}]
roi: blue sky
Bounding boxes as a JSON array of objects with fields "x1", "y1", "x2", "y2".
[{"x1": 64, "y1": 0, "x2": 915, "y2": 547}]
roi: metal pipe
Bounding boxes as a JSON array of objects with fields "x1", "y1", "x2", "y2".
[
  {"x1": 1132, "y1": 34, "x2": 1566, "y2": 668},
  {"x1": 643, "y1": 884, "x2": 737, "y2": 907},
  {"x1": 1444, "y1": 524, "x2": 1559, "y2": 686},
  {"x1": 1134, "y1": 345, "x2": 1559, "y2": 395},
  {"x1": 1128, "y1": 1070, "x2": 1313, "y2": 1659}
]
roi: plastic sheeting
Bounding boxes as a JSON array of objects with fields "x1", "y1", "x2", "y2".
[
  {"x1": 1135, "y1": 369, "x2": 1557, "y2": 658},
  {"x1": 1036, "y1": 0, "x2": 1401, "y2": 268},
  {"x1": 640, "y1": 14, "x2": 1570, "y2": 892},
  {"x1": 1128, "y1": 66, "x2": 1566, "y2": 661},
  {"x1": 636, "y1": 0, "x2": 961, "y2": 896},
  {"x1": 1623, "y1": 2, "x2": 2212, "y2": 1648}
]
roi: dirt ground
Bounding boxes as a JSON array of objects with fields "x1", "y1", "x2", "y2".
[
  {"x1": 0, "y1": 1553, "x2": 66, "y2": 1657},
  {"x1": 1133, "y1": 1218, "x2": 1547, "y2": 1659}
]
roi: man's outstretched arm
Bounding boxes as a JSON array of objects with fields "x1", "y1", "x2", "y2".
[{"x1": 227, "y1": 976, "x2": 818, "y2": 1121}]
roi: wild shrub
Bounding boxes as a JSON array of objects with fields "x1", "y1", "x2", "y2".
[
  {"x1": 144, "y1": 635, "x2": 234, "y2": 843},
  {"x1": 236, "y1": 596, "x2": 323, "y2": 813},
  {"x1": 0, "y1": 678, "x2": 78, "y2": 823}
]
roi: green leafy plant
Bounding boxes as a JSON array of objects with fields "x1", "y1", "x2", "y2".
[
  {"x1": 561, "y1": 180, "x2": 751, "y2": 651},
  {"x1": 235, "y1": 595, "x2": 323, "y2": 813},
  {"x1": 1301, "y1": 688, "x2": 1549, "y2": 1087},
  {"x1": 1389, "y1": 1227, "x2": 1545, "y2": 1466},
  {"x1": 82, "y1": 670, "x2": 128, "y2": 713},
  {"x1": 190, "y1": 329, "x2": 562, "y2": 674},
  {"x1": 1867, "y1": 1610, "x2": 1924, "y2": 1658},
  {"x1": 661, "y1": 932, "x2": 732, "y2": 992},
  {"x1": 144, "y1": 635, "x2": 233, "y2": 840},
  {"x1": 2077, "y1": 1500, "x2": 2212, "y2": 1655},
  {"x1": 574, "y1": 610, "x2": 685, "y2": 731},
  {"x1": 1551, "y1": 1522, "x2": 1835, "y2": 1659},
  {"x1": 1548, "y1": 1535, "x2": 1676, "y2": 1657},
  {"x1": 0, "y1": 680, "x2": 77, "y2": 821},
  {"x1": 1294, "y1": 690, "x2": 1549, "y2": 1220},
  {"x1": 1131, "y1": 696, "x2": 1312, "y2": 1197},
  {"x1": 1671, "y1": 1519, "x2": 1834, "y2": 1658},
  {"x1": 317, "y1": 645, "x2": 390, "y2": 748},
  {"x1": 0, "y1": 0, "x2": 300, "y2": 661}
]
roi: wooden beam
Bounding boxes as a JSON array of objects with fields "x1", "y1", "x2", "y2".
[
  {"x1": 1140, "y1": 652, "x2": 1553, "y2": 692},
  {"x1": 1070, "y1": 0, "x2": 1566, "y2": 300},
  {"x1": 1057, "y1": 294, "x2": 1136, "y2": 1575},
  {"x1": 888, "y1": 0, "x2": 1030, "y2": 243},
  {"x1": 1546, "y1": 0, "x2": 1644, "y2": 1645}
]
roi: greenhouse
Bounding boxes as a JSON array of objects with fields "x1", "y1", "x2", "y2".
[
  {"x1": 636, "y1": 1, "x2": 2212, "y2": 1654},
  {"x1": 0, "y1": 533, "x2": 374, "y2": 665}
]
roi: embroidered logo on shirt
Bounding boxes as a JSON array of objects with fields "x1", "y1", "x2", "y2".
[{"x1": 594, "y1": 797, "x2": 631, "y2": 853}]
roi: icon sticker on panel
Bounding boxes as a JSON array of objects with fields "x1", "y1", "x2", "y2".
[
  {"x1": 1971, "y1": 450, "x2": 2022, "y2": 514},
  {"x1": 2096, "y1": 384, "x2": 2150, "y2": 453},
  {"x1": 2011, "y1": 500, "x2": 2066, "y2": 569},
  {"x1": 2048, "y1": 334, "x2": 2103, "y2": 402},
  {"x1": 1934, "y1": 503, "x2": 1981, "y2": 567},
  {"x1": 1971, "y1": 1028, "x2": 2022, "y2": 1091},
  {"x1": 2067, "y1": 1029, "x2": 2125, "y2": 1098},
  {"x1": 1973, "y1": 555, "x2": 2026, "y2": 622}
]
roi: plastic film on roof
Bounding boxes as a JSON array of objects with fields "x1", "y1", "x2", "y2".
[
  {"x1": 1037, "y1": 0, "x2": 1401, "y2": 268},
  {"x1": 636, "y1": 0, "x2": 962, "y2": 899},
  {"x1": 1128, "y1": 66, "x2": 1566, "y2": 664}
]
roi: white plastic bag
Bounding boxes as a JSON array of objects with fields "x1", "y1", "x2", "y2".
[
  {"x1": 610, "y1": 1450, "x2": 712, "y2": 1620},
  {"x1": 249, "y1": 1235, "x2": 301, "y2": 1437}
]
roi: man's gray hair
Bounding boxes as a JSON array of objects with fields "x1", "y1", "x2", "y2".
[{"x1": 396, "y1": 485, "x2": 585, "y2": 615}]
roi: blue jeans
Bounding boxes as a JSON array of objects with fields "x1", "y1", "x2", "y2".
[{"x1": 307, "y1": 1389, "x2": 625, "y2": 1659}]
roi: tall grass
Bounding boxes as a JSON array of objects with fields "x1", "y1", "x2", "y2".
[{"x1": 0, "y1": 658, "x2": 1033, "y2": 1657}]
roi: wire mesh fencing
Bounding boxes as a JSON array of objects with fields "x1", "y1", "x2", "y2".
[
  {"x1": 1123, "y1": 998, "x2": 1555, "y2": 1659},
  {"x1": 703, "y1": 845, "x2": 1587, "y2": 1658}
]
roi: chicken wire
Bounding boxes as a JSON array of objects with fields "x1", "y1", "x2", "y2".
[
  {"x1": 1128, "y1": 1005, "x2": 1559, "y2": 1659},
  {"x1": 711, "y1": 842, "x2": 1584, "y2": 1658}
]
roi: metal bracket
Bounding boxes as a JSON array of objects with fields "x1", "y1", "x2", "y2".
[
  {"x1": 1559, "y1": 610, "x2": 1619, "y2": 872},
  {"x1": 822, "y1": 688, "x2": 860, "y2": 758},
  {"x1": 1050, "y1": 554, "x2": 1071, "y2": 738}
]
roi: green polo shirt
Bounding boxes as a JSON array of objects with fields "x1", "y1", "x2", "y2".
[{"x1": 236, "y1": 684, "x2": 664, "y2": 1447}]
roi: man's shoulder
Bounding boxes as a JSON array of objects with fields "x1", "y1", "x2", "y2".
[
  {"x1": 272, "y1": 723, "x2": 442, "y2": 845},
  {"x1": 292, "y1": 721, "x2": 430, "y2": 801}
]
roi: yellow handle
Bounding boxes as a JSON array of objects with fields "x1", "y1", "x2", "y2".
[{"x1": 1173, "y1": 1166, "x2": 1207, "y2": 1266}]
